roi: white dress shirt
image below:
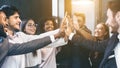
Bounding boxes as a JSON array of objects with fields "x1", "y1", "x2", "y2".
[
  {"x1": 114, "y1": 34, "x2": 120, "y2": 68},
  {"x1": 1, "y1": 29, "x2": 67, "y2": 68}
]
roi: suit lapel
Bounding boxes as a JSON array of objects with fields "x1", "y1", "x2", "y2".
[{"x1": 104, "y1": 33, "x2": 119, "y2": 62}]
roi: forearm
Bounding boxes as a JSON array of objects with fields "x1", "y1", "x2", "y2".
[
  {"x1": 76, "y1": 29, "x2": 93, "y2": 40},
  {"x1": 46, "y1": 38, "x2": 67, "y2": 48},
  {"x1": 69, "y1": 34, "x2": 107, "y2": 52},
  {"x1": 8, "y1": 36, "x2": 52, "y2": 56}
]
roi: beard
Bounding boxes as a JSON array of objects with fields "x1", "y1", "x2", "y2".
[{"x1": 14, "y1": 29, "x2": 20, "y2": 32}]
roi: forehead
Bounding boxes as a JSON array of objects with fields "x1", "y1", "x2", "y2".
[
  {"x1": 0, "y1": 11, "x2": 6, "y2": 17},
  {"x1": 96, "y1": 24, "x2": 104, "y2": 28},
  {"x1": 27, "y1": 20, "x2": 34, "y2": 23},
  {"x1": 10, "y1": 12, "x2": 20, "y2": 17},
  {"x1": 45, "y1": 20, "x2": 53, "y2": 24}
]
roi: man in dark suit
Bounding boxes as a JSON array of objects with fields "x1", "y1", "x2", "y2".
[
  {"x1": 0, "y1": 10, "x2": 62, "y2": 67},
  {"x1": 57, "y1": 13, "x2": 92, "y2": 68},
  {"x1": 65, "y1": 0, "x2": 120, "y2": 68}
]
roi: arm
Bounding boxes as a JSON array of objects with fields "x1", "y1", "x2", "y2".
[
  {"x1": 76, "y1": 28, "x2": 93, "y2": 40},
  {"x1": 8, "y1": 28, "x2": 63, "y2": 56},
  {"x1": 27, "y1": 29, "x2": 60, "y2": 40},
  {"x1": 74, "y1": 24, "x2": 93, "y2": 40},
  {"x1": 46, "y1": 38, "x2": 67, "y2": 48},
  {"x1": 65, "y1": 23, "x2": 108, "y2": 52},
  {"x1": 70, "y1": 34, "x2": 108, "y2": 52},
  {"x1": 18, "y1": 29, "x2": 67, "y2": 48},
  {"x1": 7, "y1": 36, "x2": 52, "y2": 56}
]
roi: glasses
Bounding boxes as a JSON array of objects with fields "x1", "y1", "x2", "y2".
[{"x1": 27, "y1": 24, "x2": 38, "y2": 27}]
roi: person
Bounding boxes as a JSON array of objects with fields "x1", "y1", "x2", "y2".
[
  {"x1": 71, "y1": 13, "x2": 92, "y2": 68},
  {"x1": 21, "y1": 18, "x2": 64, "y2": 68},
  {"x1": 65, "y1": 0, "x2": 120, "y2": 68},
  {"x1": 57, "y1": 13, "x2": 92, "y2": 68},
  {"x1": 0, "y1": 10, "x2": 7, "y2": 38},
  {"x1": 89, "y1": 23, "x2": 109, "y2": 68},
  {"x1": 21, "y1": 18, "x2": 66, "y2": 68},
  {"x1": 21, "y1": 19, "x2": 41, "y2": 68},
  {"x1": 0, "y1": 9, "x2": 62, "y2": 68},
  {"x1": 40, "y1": 18, "x2": 64, "y2": 68},
  {"x1": 0, "y1": 5, "x2": 66, "y2": 68}
]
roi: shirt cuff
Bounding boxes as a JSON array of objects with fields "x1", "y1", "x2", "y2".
[
  {"x1": 50, "y1": 35, "x2": 56, "y2": 42},
  {"x1": 69, "y1": 33, "x2": 75, "y2": 40}
]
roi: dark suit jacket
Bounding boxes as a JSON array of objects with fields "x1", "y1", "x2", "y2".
[
  {"x1": 71, "y1": 33, "x2": 119, "y2": 68},
  {"x1": 0, "y1": 36, "x2": 51, "y2": 67},
  {"x1": 56, "y1": 26, "x2": 91, "y2": 68}
]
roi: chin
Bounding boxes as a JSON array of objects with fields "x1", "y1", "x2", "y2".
[{"x1": 15, "y1": 27, "x2": 20, "y2": 30}]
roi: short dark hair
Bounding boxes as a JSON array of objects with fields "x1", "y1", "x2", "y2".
[
  {"x1": 108, "y1": 0, "x2": 120, "y2": 13},
  {"x1": 0, "y1": 5, "x2": 20, "y2": 18}
]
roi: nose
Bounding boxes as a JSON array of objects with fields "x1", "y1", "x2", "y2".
[
  {"x1": 18, "y1": 18, "x2": 22, "y2": 23},
  {"x1": 17, "y1": 18, "x2": 22, "y2": 24}
]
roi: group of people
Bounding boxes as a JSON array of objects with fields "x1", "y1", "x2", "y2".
[
  {"x1": 0, "y1": 5, "x2": 66, "y2": 68},
  {"x1": 0, "y1": 0, "x2": 120, "y2": 68}
]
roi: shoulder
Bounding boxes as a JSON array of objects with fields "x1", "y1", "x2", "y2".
[
  {"x1": 16, "y1": 32, "x2": 28, "y2": 37},
  {"x1": 0, "y1": 37, "x2": 4, "y2": 43},
  {"x1": 0, "y1": 37, "x2": 9, "y2": 48}
]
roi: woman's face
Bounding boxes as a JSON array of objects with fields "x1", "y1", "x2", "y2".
[
  {"x1": 44, "y1": 20, "x2": 54, "y2": 32},
  {"x1": 94, "y1": 24, "x2": 107, "y2": 40},
  {"x1": 24, "y1": 19, "x2": 37, "y2": 35}
]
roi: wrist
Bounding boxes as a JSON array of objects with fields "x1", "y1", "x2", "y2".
[
  {"x1": 54, "y1": 33, "x2": 60, "y2": 39},
  {"x1": 69, "y1": 33, "x2": 75, "y2": 40}
]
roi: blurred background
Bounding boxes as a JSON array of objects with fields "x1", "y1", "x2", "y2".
[{"x1": 0, "y1": 0, "x2": 109, "y2": 34}]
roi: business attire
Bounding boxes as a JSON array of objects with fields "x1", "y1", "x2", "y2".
[
  {"x1": 1, "y1": 29, "x2": 66, "y2": 68},
  {"x1": 57, "y1": 25, "x2": 91, "y2": 68},
  {"x1": 56, "y1": 41, "x2": 72, "y2": 68},
  {"x1": 25, "y1": 33, "x2": 67, "y2": 68},
  {"x1": 71, "y1": 26, "x2": 91, "y2": 68},
  {"x1": 90, "y1": 50, "x2": 104, "y2": 68},
  {"x1": 0, "y1": 25, "x2": 54, "y2": 68},
  {"x1": 99, "y1": 33, "x2": 118, "y2": 68},
  {"x1": 0, "y1": 36, "x2": 52, "y2": 67},
  {"x1": 90, "y1": 38, "x2": 105, "y2": 68},
  {"x1": 69, "y1": 33, "x2": 119, "y2": 68}
]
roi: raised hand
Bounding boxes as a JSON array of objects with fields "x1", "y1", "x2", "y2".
[
  {"x1": 65, "y1": 16, "x2": 74, "y2": 37},
  {"x1": 67, "y1": 15, "x2": 75, "y2": 32},
  {"x1": 57, "y1": 12, "x2": 68, "y2": 39},
  {"x1": 73, "y1": 15, "x2": 79, "y2": 31}
]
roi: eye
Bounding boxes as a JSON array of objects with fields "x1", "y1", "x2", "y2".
[{"x1": 27, "y1": 24, "x2": 37, "y2": 27}]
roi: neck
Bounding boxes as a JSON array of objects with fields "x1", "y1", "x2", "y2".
[
  {"x1": 95, "y1": 37, "x2": 104, "y2": 41},
  {"x1": 6, "y1": 27, "x2": 15, "y2": 36},
  {"x1": 0, "y1": 24, "x2": 7, "y2": 38}
]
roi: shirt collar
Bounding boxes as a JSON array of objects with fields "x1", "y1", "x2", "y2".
[
  {"x1": 8, "y1": 32, "x2": 19, "y2": 40},
  {"x1": 117, "y1": 34, "x2": 120, "y2": 41}
]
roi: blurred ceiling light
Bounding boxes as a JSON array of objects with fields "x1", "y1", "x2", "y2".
[{"x1": 72, "y1": 0, "x2": 93, "y2": 5}]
